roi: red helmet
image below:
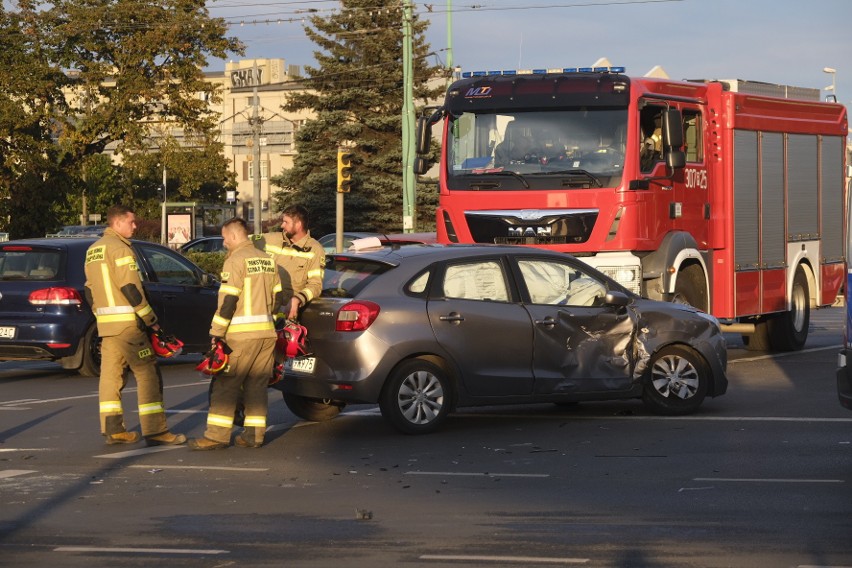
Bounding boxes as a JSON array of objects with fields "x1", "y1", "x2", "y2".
[
  {"x1": 149, "y1": 329, "x2": 184, "y2": 358},
  {"x1": 196, "y1": 340, "x2": 230, "y2": 376},
  {"x1": 276, "y1": 321, "x2": 309, "y2": 359},
  {"x1": 269, "y1": 361, "x2": 284, "y2": 386}
]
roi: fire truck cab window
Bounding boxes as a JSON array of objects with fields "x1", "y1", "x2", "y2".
[
  {"x1": 447, "y1": 109, "x2": 628, "y2": 188},
  {"x1": 682, "y1": 110, "x2": 702, "y2": 163},
  {"x1": 639, "y1": 106, "x2": 664, "y2": 172}
]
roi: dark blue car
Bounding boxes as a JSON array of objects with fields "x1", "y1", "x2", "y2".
[{"x1": 0, "y1": 238, "x2": 219, "y2": 375}]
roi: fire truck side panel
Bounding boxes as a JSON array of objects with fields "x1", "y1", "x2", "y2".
[
  {"x1": 820, "y1": 135, "x2": 846, "y2": 306},
  {"x1": 735, "y1": 271, "x2": 760, "y2": 317},
  {"x1": 761, "y1": 133, "x2": 787, "y2": 314},
  {"x1": 762, "y1": 269, "x2": 787, "y2": 313},
  {"x1": 733, "y1": 130, "x2": 760, "y2": 316}
]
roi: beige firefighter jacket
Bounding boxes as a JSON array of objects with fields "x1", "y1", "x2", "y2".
[
  {"x1": 211, "y1": 239, "x2": 282, "y2": 340},
  {"x1": 256, "y1": 231, "x2": 325, "y2": 309},
  {"x1": 84, "y1": 228, "x2": 157, "y2": 337}
]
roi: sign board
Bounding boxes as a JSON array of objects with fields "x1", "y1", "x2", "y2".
[
  {"x1": 88, "y1": 214, "x2": 102, "y2": 222},
  {"x1": 226, "y1": 190, "x2": 236, "y2": 203},
  {"x1": 167, "y1": 214, "x2": 192, "y2": 246}
]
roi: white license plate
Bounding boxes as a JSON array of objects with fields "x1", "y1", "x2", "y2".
[
  {"x1": 0, "y1": 326, "x2": 15, "y2": 339},
  {"x1": 285, "y1": 356, "x2": 316, "y2": 374}
]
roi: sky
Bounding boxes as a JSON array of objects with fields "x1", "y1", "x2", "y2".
[{"x1": 206, "y1": 0, "x2": 852, "y2": 108}]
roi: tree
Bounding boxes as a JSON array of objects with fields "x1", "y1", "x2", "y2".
[
  {"x1": 270, "y1": 0, "x2": 446, "y2": 236},
  {"x1": 0, "y1": 6, "x2": 73, "y2": 237},
  {"x1": 0, "y1": 0, "x2": 243, "y2": 237}
]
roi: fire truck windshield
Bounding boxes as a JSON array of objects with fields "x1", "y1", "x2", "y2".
[{"x1": 447, "y1": 108, "x2": 628, "y2": 190}]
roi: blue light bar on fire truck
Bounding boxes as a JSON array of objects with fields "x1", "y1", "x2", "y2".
[{"x1": 461, "y1": 66, "x2": 625, "y2": 79}]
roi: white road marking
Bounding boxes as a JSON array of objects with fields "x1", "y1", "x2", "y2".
[
  {"x1": 0, "y1": 470, "x2": 37, "y2": 479},
  {"x1": 94, "y1": 445, "x2": 186, "y2": 459},
  {"x1": 0, "y1": 448, "x2": 52, "y2": 453},
  {"x1": 0, "y1": 380, "x2": 208, "y2": 408},
  {"x1": 55, "y1": 546, "x2": 228, "y2": 555},
  {"x1": 420, "y1": 555, "x2": 588, "y2": 564},
  {"x1": 693, "y1": 477, "x2": 844, "y2": 483},
  {"x1": 406, "y1": 471, "x2": 550, "y2": 478},
  {"x1": 344, "y1": 407, "x2": 382, "y2": 416},
  {"x1": 728, "y1": 344, "x2": 839, "y2": 363},
  {"x1": 454, "y1": 413, "x2": 852, "y2": 423},
  {"x1": 128, "y1": 465, "x2": 268, "y2": 472}
]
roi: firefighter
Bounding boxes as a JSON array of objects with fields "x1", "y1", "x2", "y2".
[
  {"x1": 189, "y1": 217, "x2": 282, "y2": 450},
  {"x1": 255, "y1": 205, "x2": 325, "y2": 321},
  {"x1": 84, "y1": 205, "x2": 186, "y2": 446}
]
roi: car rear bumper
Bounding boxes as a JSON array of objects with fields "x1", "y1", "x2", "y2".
[{"x1": 0, "y1": 319, "x2": 87, "y2": 361}]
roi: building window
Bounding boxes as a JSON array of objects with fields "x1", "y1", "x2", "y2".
[{"x1": 246, "y1": 160, "x2": 269, "y2": 180}]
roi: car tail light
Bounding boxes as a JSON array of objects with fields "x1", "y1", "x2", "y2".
[
  {"x1": 336, "y1": 301, "x2": 380, "y2": 331},
  {"x1": 29, "y1": 287, "x2": 83, "y2": 305}
]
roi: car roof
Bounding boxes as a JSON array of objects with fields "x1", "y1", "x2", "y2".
[
  {"x1": 330, "y1": 243, "x2": 577, "y2": 264},
  {"x1": 2, "y1": 237, "x2": 169, "y2": 250}
]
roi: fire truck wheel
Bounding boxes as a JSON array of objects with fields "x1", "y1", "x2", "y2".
[
  {"x1": 282, "y1": 393, "x2": 343, "y2": 422},
  {"x1": 767, "y1": 267, "x2": 810, "y2": 351},
  {"x1": 641, "y1": 345, "x2": 709, "y2": 415},
  {"x1": 672, "y1": 264, "x2": 708, "y2": 312},
  {"x1": 742, "y1": 321, "x2": 771, "y2": 351}
]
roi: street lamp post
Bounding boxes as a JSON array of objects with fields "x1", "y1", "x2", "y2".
[{"x1": 823, "y1": 67, "x2": 837, "y2": 100}]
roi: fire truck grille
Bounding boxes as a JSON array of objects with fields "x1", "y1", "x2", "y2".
[{"x1": 466, "y1": 210, "x2": 599, "y2": 245}]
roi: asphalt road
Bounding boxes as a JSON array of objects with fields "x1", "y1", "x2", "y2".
[{"x1": 0, "y1": 307, "x2": 850, "y2": 567}]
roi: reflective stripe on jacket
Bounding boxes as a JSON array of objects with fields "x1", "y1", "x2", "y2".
[
  {"x1": 84, "y1": 228, "x2": 157, "y2": 337},
  {"x1": 210, "y1": 239, "x2": 282, "y2": 340}
]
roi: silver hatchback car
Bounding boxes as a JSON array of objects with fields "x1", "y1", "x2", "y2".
[{"x1": 274, "y1": 244, "x2": 728, "y2": 434}]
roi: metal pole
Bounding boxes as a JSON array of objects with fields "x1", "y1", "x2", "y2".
[
  {"x1": 401, "y1": 0, "x2": 416, "y2": 233},
  {"x1": 251, "y1": 61, "x2": 263, "y2": 235},
  {"x1": 447, "y1": 0, "x2": 453, "y2": 70},
  {"x1": 160, "y1": 166, "x2": 167, "y2": 244}
]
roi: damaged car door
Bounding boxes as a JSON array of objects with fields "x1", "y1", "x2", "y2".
[
  {"x1": 514, "y1": 257, "x2": 637, "y2": 395},
  {"x1": 427, "y1": 257, "x2": 535, "y2": 397}
]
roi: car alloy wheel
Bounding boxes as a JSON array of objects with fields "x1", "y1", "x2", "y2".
[
  {"x1": 641, "y1": 345, "x2": 708, "y2": 415},
  {"x1": 380, "y1": 359, "x2": 451, "y2": 434}
]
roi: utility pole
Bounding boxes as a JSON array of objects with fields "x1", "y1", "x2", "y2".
[
  {"x1": 401, "y1": 0, "x2": 416, "y2": 233},
  {"x1": 160, "y1": 165, "x2": 167, "y2": 244},
  {"x1": 81, "y1": 165, "x2": 88, "y2": 226},
  {"x1": 251, "y1": 61, "x2": 263, "y2": 235},
  {"x1": 447, "y1": 0, "x2": 453, "y2": 70}
]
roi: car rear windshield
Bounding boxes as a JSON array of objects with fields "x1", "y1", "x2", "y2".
[
  {"x1": 322, "y1": 256, "x2": 394, "y2": 298},
  {"x1": 0, "y1": 248, "x2": 62, "y2": 281}
]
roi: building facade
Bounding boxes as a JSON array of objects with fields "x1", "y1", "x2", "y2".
[{"x1": 206, "y1": 58, "x2": 316, "y2": 224}]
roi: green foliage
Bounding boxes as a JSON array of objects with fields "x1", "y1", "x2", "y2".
[
  {"x1": 271, "y1": 0, "x2": 447, "y2": 236},
  {"x1": 183, "y1": 251, "x2": 226, "y2": 275},
  {"x1": 0, "y1": 0, "x2": 243, "y2": 237}
]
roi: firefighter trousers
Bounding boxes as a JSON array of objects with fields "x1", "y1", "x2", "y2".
[
  {"x1": 99, "y1": 326, "x2": 168, "y2": 437},
  {"x1": 204, "y1": 336, "x2": 275, "y2": 445}
]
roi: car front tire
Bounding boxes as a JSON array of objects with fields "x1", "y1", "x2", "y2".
[
  {"x1": 380, "y1": 359, "x2": 451, "y2": 435},
  {"x1": 641, "y1": 345, "x2": 709, "y2": 415}
]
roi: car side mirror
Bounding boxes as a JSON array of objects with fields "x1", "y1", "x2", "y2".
[
  {"x1": 202, "y1": 272, "x2": 220, "y2": 286},
  {"x1": 604, "y1": 290, "x2": 630, "y2": 307}
]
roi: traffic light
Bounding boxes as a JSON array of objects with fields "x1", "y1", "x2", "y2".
[{"x1": 337, "y1": 149, "x2": 354, "y2": 193}]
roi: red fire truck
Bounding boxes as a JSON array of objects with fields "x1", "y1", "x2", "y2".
[{"x1": 415, "y1": 67, "x2": 848, "y2": 351}]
